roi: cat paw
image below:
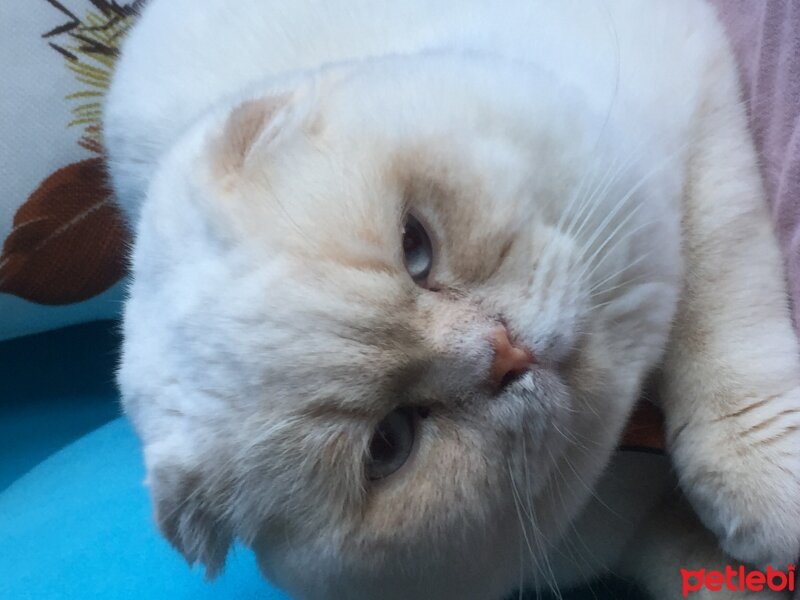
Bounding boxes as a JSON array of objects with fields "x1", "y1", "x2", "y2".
[{"x1": 670, "y1": 414, "x2": 800, "y2": 567}]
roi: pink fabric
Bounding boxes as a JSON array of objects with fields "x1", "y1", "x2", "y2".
[
  {"x1": 709, "y1": 2, "x2": 800, "y2": 582},
  {"x1": 710, "y1": 0, "x2": 800, "y2": 334}
]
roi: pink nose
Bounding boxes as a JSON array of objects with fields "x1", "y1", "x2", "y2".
[{"x1": 490, "y1": 326, "x2": 535, "y2": 388}]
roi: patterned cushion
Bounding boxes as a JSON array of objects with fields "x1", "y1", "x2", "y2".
[{"x1": 0, "y1": 0, "x2": 139, "y2": 340}]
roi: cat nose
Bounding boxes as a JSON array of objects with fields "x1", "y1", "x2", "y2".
[{"x1": 490, "y1": 325, "x2": 535, "y2": 390}]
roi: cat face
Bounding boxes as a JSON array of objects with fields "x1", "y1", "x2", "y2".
[{"x1": 119, "y1": 55, "x2": 680, "y2": 600}]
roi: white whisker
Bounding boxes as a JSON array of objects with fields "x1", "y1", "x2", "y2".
[{"x1": 589, "y1": 251, "x2": 652, "y2": 297}]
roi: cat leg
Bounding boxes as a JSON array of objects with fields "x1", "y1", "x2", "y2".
[
  {"x1": 659, "y1": 46, "x2": 800, "y2": 566},
  {"x1": 619, "y1": 494, "x2": 792, "y2": 600}
]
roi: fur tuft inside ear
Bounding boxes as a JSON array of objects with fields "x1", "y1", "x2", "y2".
[{"x1": 150, "y1": 465, "x2": 234, "y2": 579}]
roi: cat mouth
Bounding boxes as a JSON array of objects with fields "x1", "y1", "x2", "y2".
[
  {"x1": 493, "y1": 368, "x2": 538, "y2": 399},
  {"x1": 496, "y1": 366, "x2": 529, "y2": 391}
]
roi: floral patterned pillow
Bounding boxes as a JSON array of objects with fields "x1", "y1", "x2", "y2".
[{"x1": 0, "y1": 0, "x2": 142, "y2": 341}]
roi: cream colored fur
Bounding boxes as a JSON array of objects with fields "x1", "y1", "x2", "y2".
[{"x1": 105, "y1": 1, "x2": 800, "y2": 598}]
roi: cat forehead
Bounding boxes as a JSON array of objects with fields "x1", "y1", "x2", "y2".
[
  {"x1": 194, "y1": 57, "x2": 609, "y2": 236},
  {"x1": 201, "y1": 114, "x2": 496, "y2": 255}
]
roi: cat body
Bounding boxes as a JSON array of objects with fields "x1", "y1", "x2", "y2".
[{"x1": 106, "y1": 1, "x2": 800, "y2": 599}]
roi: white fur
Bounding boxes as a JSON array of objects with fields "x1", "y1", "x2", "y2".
[{"x1": 106, "y1": 1, "x2": 800, "y2": 599}]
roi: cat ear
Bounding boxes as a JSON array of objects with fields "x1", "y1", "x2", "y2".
[
  {"x1": 149, "y1": 463, "x2": 233, "y2": 578},
  {"x1": 209, "y1": 84, "x2": 318, "y2": 178}
]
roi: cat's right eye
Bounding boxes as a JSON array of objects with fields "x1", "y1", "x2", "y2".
[{"x1": 366, "y1": 408, "x2": 415, "y2": 481}]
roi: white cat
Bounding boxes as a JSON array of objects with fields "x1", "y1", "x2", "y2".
[{"x1": 105, "y1": 1, "x2": 800, "y2": 598}]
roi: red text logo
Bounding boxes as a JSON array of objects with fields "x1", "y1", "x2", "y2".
[{"x1": 681, "y1": 565, "x2": 796, "y2": 596}]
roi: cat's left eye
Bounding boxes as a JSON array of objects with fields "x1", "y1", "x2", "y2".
[
  {"x1": 402, "y1": 214, "x2": 433, "y2": 284},
  {"x1": 366, "y1": 408, "x2": 415, "y2": 481}
]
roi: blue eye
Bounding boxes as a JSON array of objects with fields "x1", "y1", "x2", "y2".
[
  {"x1": 366, "y1": 408, "x2": 415, "y2": 481},
  {"x1": 402, "y1": 214, "x2": 433, "y2": 283}
]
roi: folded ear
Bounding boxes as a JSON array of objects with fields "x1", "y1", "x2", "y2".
[
  {"x1": 209, "y1": 83, "x2": 318, "y2": 179},
  {"x1": 149, "y1": 463, "x2": 234, "y2": 578},
  {"x1": 212, "y1": 96, "x2": 289, "y2": 175}
]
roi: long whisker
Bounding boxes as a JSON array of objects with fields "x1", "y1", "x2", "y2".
[
  {"x1": 557, "y1": 153, "x2": 605, "y2": 235},
  {"x1": 522, "y1": 435, "x2": 564, "y2": 600},
  {"x1": 544, "y1": 448, "x2": 611, "y2": 600},
  {"x1": 508, "y1": 459, "x2": 542, "y2": 590},
  {"x1": 566, "y1": 125, "x2": 665, "y2": 245},
  {"x1": 561, "y1": 153, "x2": 619, "y2": 239},
  {"x1": 575, "y1": 187, "x2": 641, "y2": 270},
  {"x1": 569, "y1": 150, "x2": 637, "y2": 242},
  {"x1": 589, "y1": 252, "x2": 652, "y2": 297},
  {"x1": 578, "y1": 217, "x2": 654, "y2": 288}
]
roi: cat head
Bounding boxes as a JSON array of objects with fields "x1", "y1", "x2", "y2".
[{"x1": 119, "y1": 53, "x2": 680, "y2": 600}]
